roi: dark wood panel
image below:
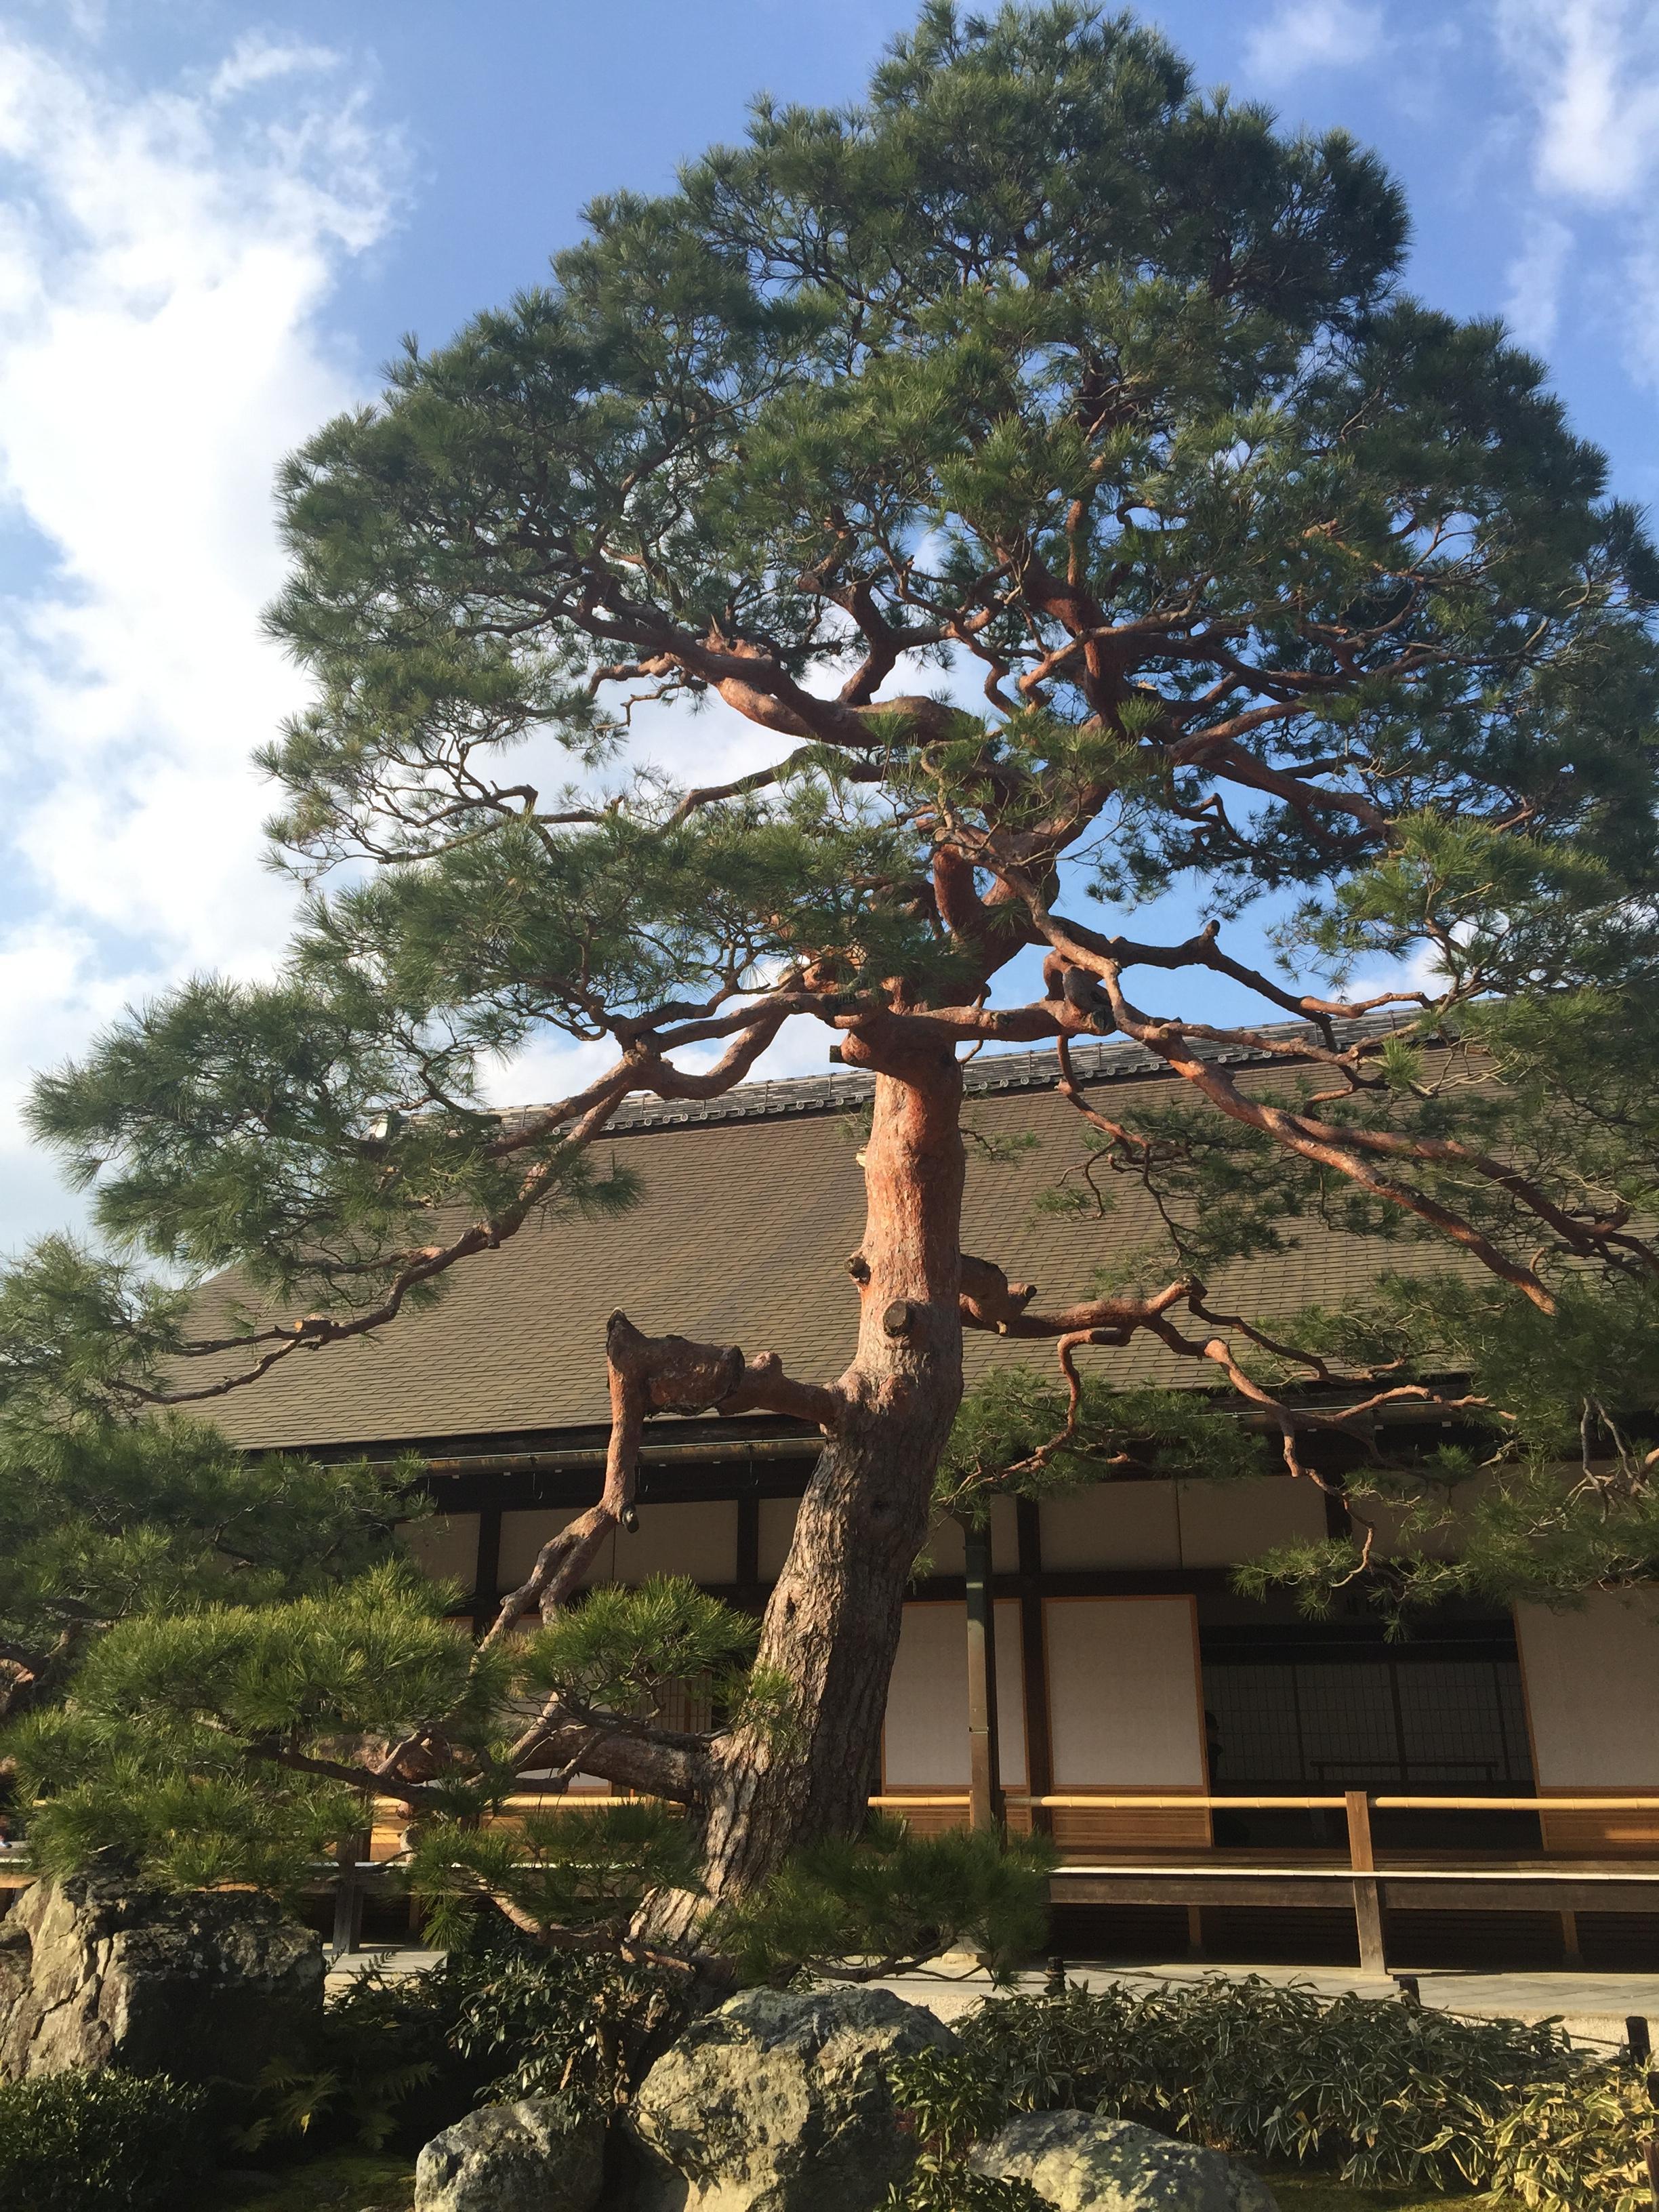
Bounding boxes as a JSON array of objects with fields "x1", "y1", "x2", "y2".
[{"x1": 1052, "y1": 1870, "x2": 1659, "y2": 1912}]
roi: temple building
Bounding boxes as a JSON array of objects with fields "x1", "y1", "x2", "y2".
[{"x1": 197, "y1": 1024, "x2": 1659, "y2": 1971}]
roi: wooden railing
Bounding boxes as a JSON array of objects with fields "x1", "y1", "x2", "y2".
[
  {"x1": 867, "y1": 1791, "x2": 1659, "y2": 1973},
  {"x1": 873, "y1": 1793, "x2": 1659, "y2": 1811},
  {"x1": 13, "y1": 1793, "x2": 1659, "y2": 1973}
]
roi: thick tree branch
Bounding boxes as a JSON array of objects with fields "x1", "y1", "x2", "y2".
[
  {"x1": 506, "y1": 1708, "x2": 711, "y2": 1805},
  {"x1": 1016, "y1": 902, "x2": 1561, "y2": 1312},
  {"x1": 479, "y1": 1311, "x2": 838, "y2": 1653},
  {"x1": 1040, "y1": 912, "x2": 1433, "y2": 1041}
]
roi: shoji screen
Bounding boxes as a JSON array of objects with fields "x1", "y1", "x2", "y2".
[
  {"x1": 880, "y1": 1600, "x2": 1027, "y2": 1830},
  {"x1": 1043, "y1": 1595, "x2": 1211, "y2": 1851}
]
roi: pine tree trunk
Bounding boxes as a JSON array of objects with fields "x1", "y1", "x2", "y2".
[{"x1": 663, "y1": 1027, "x2": 968, "y2": 1919}]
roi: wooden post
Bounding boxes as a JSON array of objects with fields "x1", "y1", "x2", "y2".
[
  {"x1": 1185, "y1": 1904, "x2": 1206, "y2": 1960},
  {"x1": 1345, "y1": 1789, "x2": 1386, "y2": 1974},
  {"x1": 470, "y1": 1502, "x2": 502, "y2": 1637},
  {"x1": 1561, "y1": 1910, "x2": 1584, "y2": 1967},
  {"x1": 964, "y1": 1517, "x2": 1003, "y2": 1835},
  {"x1": 331, "y1": 1832, "x2": 367, "y2": 1960},
  {"x1": 735, "y1": 1492, "x2": 760, "y2": 1596},
  {"x1": 1016, "y1": 1502, "x2": 1053, "y2": 1837}
]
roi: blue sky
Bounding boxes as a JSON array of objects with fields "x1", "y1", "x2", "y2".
[{"x1": 1, "y1": 0, "x2": 1656, "y2": 1250}]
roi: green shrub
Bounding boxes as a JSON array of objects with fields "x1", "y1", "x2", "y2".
[
  {"x1": 239, "y1": 1929, "x2": 697, "y2": 2154},
  {"x1": 0, "y1": 2068, "x2": 209, "y2": 2211},
  {"x1": 442, "y1": 1941, "x2": 696, "y2": 2111},
  {"x1": 931, "y1": 1979, "x2": 1588, "y2": 2192},
  {"x1": 237, "y1": 1964, "x2": 454, "y2": 2154},
  {"x1": 1492, "y1": 2064, "x2": 1657, "y2": 2212},
  {"x1": 888, "y1": 2163, "x2": 1049, "y2": 2211},
  {"x1": 884, "y1": 2047, "x2": 1048, "y2": 2211}
]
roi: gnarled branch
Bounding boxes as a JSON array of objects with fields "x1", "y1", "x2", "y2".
[{"x1": 480, "y1": 1311, "x2": 838, "y2": 1654}]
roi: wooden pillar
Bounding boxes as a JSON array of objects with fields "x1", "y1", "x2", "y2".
[
  {"x1": 1561, "y1": 1909, "x2": 1584, "y2": 1968},
  {"x1": 735, "y1": 1492, "x2": 760, "y2": 1596},
  {"x1": 331, "y1": 1830, "x2": 369, "y2": 1959},
  {"x1": 1345, "y1": 1789, "x2": 1387, "y2": 1973},
  {"x1": 1016, "y1": 1501, "x2": 1054, "y2": 1835},
  {"x1": 470, "y1": 1501, "x2": 502, "y2": 1637},
  {"x1": 964, "y1": 1516, "x2": 1003, "y2": 1834}
]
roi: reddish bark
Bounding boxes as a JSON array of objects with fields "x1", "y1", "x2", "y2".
[{"x1": 642, "y1": 1023, "x2": 969, "y2": 1922}]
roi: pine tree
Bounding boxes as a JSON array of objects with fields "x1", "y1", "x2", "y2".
[
  {"x1": 0, "y1": 1410, "x2": 412, "y2": 1732},
  {"x1": 14, "y1": 3, "x2": 1659, "y2": 1913}
]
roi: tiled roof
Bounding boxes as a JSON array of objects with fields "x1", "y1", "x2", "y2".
[
  {"x1": 504, "y1": 1008, "x2": 1417, "y2": 1135},
  {"x1": 191, "y1": 1016, "x2": 1456, "y2": 1453}
]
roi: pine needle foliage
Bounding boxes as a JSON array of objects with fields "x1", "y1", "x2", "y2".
[
  {"x1": 516, "y1": 1578, "x2": 759, "y2": 1722},
  {"x1": 6, "y1": 1573, "x2": 800, "y2": 1936},
  {"x1": 937, "y1": 1369, "x2": 1267, "y2": 1525},
  {"x1": 715, "y1": 1816, "x2": 1055, "y2": 1986},
  {"x1": 10, "y1": 0, "x2": 1658, "y2": 1460},
  {"x1": 408, "y1": 1800, "x2": 701, "y2": 1953},
  {"x1": 0, "y1": 1404, "x2": 417, "y2": 1736},
  {"x1": 7, "y1": 1565, "x2": 504, "y2": 1891}
]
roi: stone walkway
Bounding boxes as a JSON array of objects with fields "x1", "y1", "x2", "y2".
[{"x1": 326, "y1": 1944, "x2": 1659, "y2": 2054}]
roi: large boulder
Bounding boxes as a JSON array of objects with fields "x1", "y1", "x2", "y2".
[
  {"x1": 970, "y1": 2111, "x2": 1278, "y2": 2212},
  {"x1": 0, "y1": 1873, "x2": 323, "y2": 2085},
  {"x1": 415, "y1": 2096, "x2": 606, "y2": 2212},
  {"x1": 628, "y1": 1984, "x2": 956, "y2": 2212}
]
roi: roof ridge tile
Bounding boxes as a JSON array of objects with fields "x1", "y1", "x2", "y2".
[{"x1": 496, "y1": 1007, "x2": 1420, "y2": 1139}]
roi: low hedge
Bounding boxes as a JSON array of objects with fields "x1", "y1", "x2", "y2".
[
  {"x1": 954, "y1": 1976, "x2": 1584, "y2": 2190},
  {"x1": 886, "y1": 1978, "x2": 1658, "y2": 2211},
  {"x1": 0, "y1": 2068, "x2": 210, "y2": 2211},
  {"x1": 1492, "y1": 2067, "x2": 1658, "y2": 2212}
]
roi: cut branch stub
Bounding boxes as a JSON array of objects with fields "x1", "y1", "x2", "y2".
[
  {"x1": 958, "y1": 1254, "x2": 1037, "y2": 1332},
  {"x1": 643, "y1": 1336, "x2": 747, "y2": 1414},
  {"x1": 477, "y1": 1313, "x2": 839, "y2": 1660}
]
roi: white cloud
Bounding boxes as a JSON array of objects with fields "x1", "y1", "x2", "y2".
[
  {"x1": 0, "y1": 17, "x2": 863, "y2": 1250},
  {"x1": 1496, "y1": 0, "x2": 1659, "y2": 205},
  {"x1": 207, "y1": 35, "x2": 342, "y2": 104},
  {"x1": 0, "y1": 29, "x2": 403, "y2": 1249},
  {"x1": 1242, "y1": 0, "x2": 1384, "y2": 84},
  {"x1": 1503, "y1": 211, "x2": 1574, "y2": 348},
  {"x1": 1494, "y1": 1, "x2": 1659, "y2": 385}
]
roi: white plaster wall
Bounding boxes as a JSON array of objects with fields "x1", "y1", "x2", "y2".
[
  {"x1": 498, "y1": 1509, "x2": 610, "y2": 1587},
  {"x1": 920, "y1": 1498, "x2": 1019, "y2": 1576},
  {"x1": 1040, "y1": 1483, "x2": 1180, "y2": 1569},
  {"x1": 1045, "y1": 1595, "x2": 1205, "y2": 1786},
  {"x1": 398, "y1": 1513, "x2": 478, "y2": 1592},
  {"x1": 611, "y1": 1500, "x2": 738, "y2": 1584},
  {"x1": 758, "y1": 1497, "x2": 798, "y2": 1581},
  {"x1": 1517, "y1": 1593, "x2": 1659, "y2": 1786},
  {"x1": 881, "y1": 1600, "x2": 1027, "y2": 1788},
  {"x1": 1357, "y1": 1472, "x2": 1502, "y2": 1560},
  {"x1": 1175, "y1": 1477, "x2": 1326, "y2": 1568}
]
